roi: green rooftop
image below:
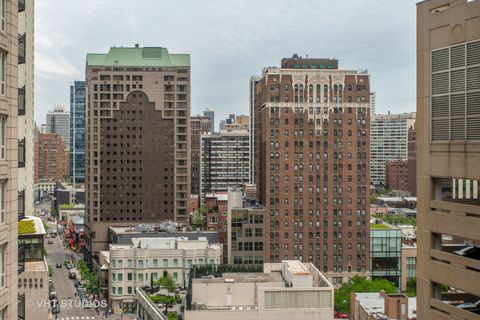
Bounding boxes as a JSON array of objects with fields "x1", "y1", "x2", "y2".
[
  {"x1": 370, "y1": 223, "x2": 391, "y2": 230},
  {"x1": 87, "y1": 46, "x2": 190, "y2": 67}
]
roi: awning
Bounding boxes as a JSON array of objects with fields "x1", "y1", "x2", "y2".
[
  {"x1": 78, "y1": 241, "x2": 85, "y2": 248},
  {"x1": 67, "y1": 238, "x2": 75, "y2": 245},
  {"x1": 64, "y1": 229, "x2": 71, "y2": 236},
  {"x1": 69, "y1": 226, "x2": 75, "y2": 233}
]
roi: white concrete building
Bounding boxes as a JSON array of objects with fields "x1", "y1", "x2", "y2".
[
  {"x1": 18, "y1": 0, "x2": 34, "y2": 217},
  {"x1": 46, "y1": 105, "x2": 70, "y2": 149},
  {"x1": 186, "y1": 260, "x2": 334, "y2": 320},
  {"x1": 103, "y1": 237, "x2": 222, "y2": 314},
  {"x1": 370, "y1": 112, "x2": 416, "y2": 186}
]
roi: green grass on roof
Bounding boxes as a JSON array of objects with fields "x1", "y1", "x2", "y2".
[
  {"x1": 370, "y1": 223, "x2": 391, "y2": 229},
  {"x1": 19, "y1": 220, "x2": 36, "y2": 234}
]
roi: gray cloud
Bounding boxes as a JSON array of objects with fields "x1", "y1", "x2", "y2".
[{"x1": 35, "y1": 0, "x2": 417, "y2": 124}]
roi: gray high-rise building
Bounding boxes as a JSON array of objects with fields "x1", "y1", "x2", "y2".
[
  {"x1": 203, "y1": 108, "x2": 215, "y2": 132},
  {"x1": 70, "y1": 81, "x2": 86, "y2": 183},
  {"x1": 46, "y1": 105, "x2": 70, "y2": 149}
]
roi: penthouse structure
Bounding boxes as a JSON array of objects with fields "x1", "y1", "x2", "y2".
[{"x1": 252, "y1": 55, "x2": 371, "y2": 283}]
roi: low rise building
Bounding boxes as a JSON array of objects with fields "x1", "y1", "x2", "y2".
[
  {"x1": 103, "y1": 237, "x2": 222, "y2": 314},
  {"x1": 185, "y1": 260, "x2": 334, "y2": 320},
  {"x1": 350, "y1": 292, "x2": 417, "y2": 320},
  {"x1": 18, "y1": 216, "x2": 49, "y2": 320},
  {"x1": 370, "y1": 220, "x2": 402, "y2": 288},
  {"x1": 401, "y1": 242, "x2": 417, "y2": 293}
]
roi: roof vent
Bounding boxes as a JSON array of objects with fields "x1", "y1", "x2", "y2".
[{"x1": 135, "y1": 43, "x2": 139, "y2": 48}]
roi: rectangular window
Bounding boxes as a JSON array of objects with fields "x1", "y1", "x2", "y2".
[
  {"x1": 18, "y1": 33, "x2": 25, "y2": 64},
  {"x1": 137, "y1": 274, "x2": 143, "y2": 282},
  {"x1": 163, "y1": 259, "x2": 168, "y2": 267},
  {"x1": 18, "y1": 189, "x2": 25, "y2": 220},
  {"x1": 173, "y1": 272, "x2": 178, "y2": 281},
  {"x1": 152, "y1": 259, "x2": 158, "y2": 267},
  {"x1": 18, "y1": 86, "x2": 25, "y2": 115},
  {"x1": 117, "y1": 273, "x2": 123, "y2": 281},
  {"x1": 0, "y1": 51, "x2": 4, "y2": 95},
  {"x1": 151, "y1": 273, "x2": 158, "y2": 281},
  {"x1": 18, "y1": 0, "x2": 25, "y2": 12},
  {"x1": 173, "y1": 259, "x2": 178, "y2": 267},
  {"x1": 0, "y1": 245, "x2": 4, "y2": 288},
  {"x1": 117, "y1": 259, "x2": 123, "y2": 268},
  {"x1": 18, "y1": 138, "x2": 25, "y2": 167},
  {"x1": 0, "y1": 181, "x2": 4, "y2": 224},
  {"x1": 111, "y1": 287, "x2": 115, "y2": 295},
  {"x1": 0, "y1": 0, "x2": 5, "y2": 32},
  {"x1": 111, "y1": 273, "x2": 116, "y2": 282},
  {"x1": 117, "y1": 287, "x2": 123, "y2": 295},
  {"x1": 127, "y1": 273, "x2": 132, "y2": 281},
  {"x1": 186, "y1": 259, "x2": 192, "y2": 268},
  {"x1": 127, "y1": 259, "x2": 132, "y2": 267},
  {"x1": 138, "y1": 260, "x2": 144, "y2": 268},
  {"x1": 127, "y1": 286, "x2": 132, "y2": 294},
  {"x1": 0, "y1": 117, "x2": 5, "y2": 159}
]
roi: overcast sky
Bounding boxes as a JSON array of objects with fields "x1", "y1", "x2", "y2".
[{"x1": 35, "y1": 0, "x2": 417, "y2": 125}]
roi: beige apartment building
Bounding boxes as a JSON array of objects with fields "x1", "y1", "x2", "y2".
[
  {"x1": 417, "y1": 0, "x2": 480, "y2": 319},
  {"x1": 0, "y1": 0, "x2": 20, "y2": 319},
  {"x1": 85, "y1": 46, "x2": 191, "y2": 263},
  {"x1": 185, "y1": 260, "x2": 334, "y2": 320}
]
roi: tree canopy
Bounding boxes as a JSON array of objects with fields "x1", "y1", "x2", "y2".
[{"x1": 334, "y1": 276, "x2": 397, "y2": 313}]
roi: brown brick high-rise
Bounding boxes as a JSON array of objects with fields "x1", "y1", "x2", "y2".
[
  {"x1": 85, "y1": 46, "x2": 190, "y2": 261},
  {"x1": 252, "y1": 55, "x2": 371, "y2": 284},
  {"x1": 37, "y1": 133, "x2": 69, "y2": 182}
]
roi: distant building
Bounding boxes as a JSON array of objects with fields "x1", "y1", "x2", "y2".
[
  {"x1": 203, "y1": 108, "x2": 215, "y2": 132},
  {"x1": 85, "y1": 46, "x2": 191, "y2": 261},
  {"x1": 385, "y1": 159, "x2": 409, "y2": 192},
  {"x1": 54, "y1": 182, "x2": 86, "y2": 209},
  {"x1": 46, "y1": 105, "x2": 70, "y2": 149},
  {"x1": 191, "y1": 116, "x2": 212, "y2": 195},
  {"x1": 107, "y1": 225, "x2": 219, "y2": 246},
  {"x1": 185, "y1": 260, "x2": 334, "y2": 320},
  {"x1": 37, "y1": 133, "x2": 69, "y2": 182},
  {"x1": 102, "y1": 237, "x2": 222, "y2": 314},
  {"x1": 406, "y1": 125, "x2": 416, "y2": 195},
  {"x1": 370, "y1": 112, "x2": 416, "y2": 186},
  {"x1": 200, "y1": 127, "x2": 249, "y2": 195},
  {"x1": 350, "y1": 292, "x2": 416, "y2": 320},
  {"x1": 370, "y1": 220, "x2": 402, "y2": 287},
  {"x1": 70, "y1": 80, "x2": 86, "y2": 183},
  {"x1": 401, "y1": 242, "x2": 417, "y2": 293}
]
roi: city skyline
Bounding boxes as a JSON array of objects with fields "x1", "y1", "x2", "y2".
[{"x1": 35, "y1": 0, "x2": 416, "y2": 124}]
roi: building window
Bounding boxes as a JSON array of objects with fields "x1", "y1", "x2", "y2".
[
  {"x1": 127, "y1": 273, "x2": 132, "y2": 281},
  {"x1": 0, "y1": 0, "x2": 5, "y2": 32},
  {"x1": 18, "y1": 138, "x2": 25, "y2": 167},
  {"x1": 0, "y1": 117, "x2": 4, "y2": 160},
  {"x1": 152, "y1": 259, "x2": 158, "y2": 267},
  {"x1": 173, "y1": 259, "x2": 178, "y2": 267},
  {"x1": 0, "y1": 245, "x2": 5, "y2": 288},
  {"x1": 0, "y1": 181, "x2": 4, "y2": 224},
  {"x1": 117, "y1": 287, "x2": 123, "y2": 295},
  {"x1": 0, "y1": 51, "x2": 5, "y2": 95},
  {"x1": 127, "y1": 286, "x2": 132, "y2": 294},
  {"x1": 18, "y1": 189, "x2": 25, "y2": 220},
  {"x1": 18, "y1": 33, "x2": 25, "y2": 64},
  {"x1": 324, "y1": 85, "x2": 328, "y2": 103},
  {"x1": 163, "y1": 259, "x2": 168, "y2": 267},
  {"x1": 18, "y1": 0, "x2": 25, "y2": 12},
  {"x1": 18, "y1": 86, "x2": 25, "y2": 115}
]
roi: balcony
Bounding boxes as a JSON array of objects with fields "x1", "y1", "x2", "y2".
[
  {"x1": 429, "y1": 200, "x2": 480, "y2": 241},
  {"x1": 429, "y1": 249, "x2": 480, "y2": 297}
]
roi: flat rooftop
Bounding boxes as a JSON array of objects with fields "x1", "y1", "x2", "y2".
[
  {"x1": 194, "y1": 272, "x2": 283, "y2": 284},
  {"x1": 24, "y1": 260, "x2": 48, "y2": 272}
]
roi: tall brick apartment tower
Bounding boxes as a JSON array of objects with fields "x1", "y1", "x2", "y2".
[
  {"x1": 252, "y1": 55, "x2": 371, "y2": 284},
  {"x1": 85, "y1": 46, "x2": 190, "y2": 262}
]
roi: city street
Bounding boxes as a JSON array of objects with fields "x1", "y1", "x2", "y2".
[{"x1": 45, "y1": 222, "x2": 99, "y2": 320}]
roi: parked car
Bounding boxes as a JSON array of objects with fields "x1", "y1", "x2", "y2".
[
  {"x1": 66, "y1": 263, "x2": 73, "y2": 270},
  {"x1": 453, "y1": 245, "x2": 480, "y2": 260},
  {"x1": 457, "y1": 300, "x2": 480, "y2": 309},
  {"x1": 68, "y1": 269, "x2": 76, "y2": 279},
  {"x1": 49, "y1": 292, "x2": 57, "y2": 301},
  {"x1": 55, "y1": 262, "x2": 62, "y2": 268},
  {"x1": 51, "y1": 300, "x2": 60, "y2": 314},
  {"x1": 48, "y1": 239, "x2": 54, "y2": 244}
]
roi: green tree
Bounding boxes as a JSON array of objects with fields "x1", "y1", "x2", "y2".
[
  {"x1": 406, "y1": 277, "x2": 416, "y2": 297},
  {"x1": 369, "y1": 193, "x2": 378, "y2": 204},
  {"x1": 155, "y1": 273, "x2": 175, "y2": 292},
  {"x1": 334, "y1": 276, "x2": 397, "y2": 313}
]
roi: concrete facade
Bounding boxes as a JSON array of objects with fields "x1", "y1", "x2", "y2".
[
  {"x1": 200, "y1": 128, "x2": 249, "y2": 195},
  {"x1": 186, "y1": 260, "x2": 334, "y2": 320},
  {"x1": 0, "y1": 1, "x2": 20, "y2": 319},
  {"x1": 252, "y1": 56, "x2": 371, "y2": 284},
  {"x1": 85, "y1": 46, "x2": 191, "y2": 262},
  {"x1": 17, "y1": 0, "x2": 33, "y2": 218},
  {"x1": 370, "y1": 112, "x2": 416, "y2": 187},
  {"x1": 46, "y1": 105, "x2": 70, "y2": 149},
  {"x1": 190, "y1": 116, "x2": 212, "y2": 196},
  {"x1": 417, "y1": 0, "x2": 480, "y2": 319}
]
